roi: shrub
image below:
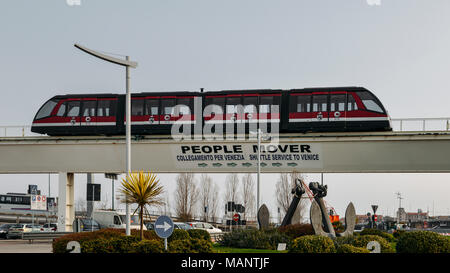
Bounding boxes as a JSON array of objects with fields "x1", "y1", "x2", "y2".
[
  {"x1": 393, "y1": 229, "x2": 406, "y2": 239},
  {"x1": 131, "y1": 240, "x2": 165, "y2": 253},
  {"x1": 188, "y1": 229, "x2": 211, "y2": 241},
  {"x1": 169, "y1": 238, "x2": 213, "y2": 253},
  {"x1": 352, "y1": 235, "x2": 394, "y2": 253},
  {"x1": 53, "y1": 228, "x2": 125, "y2": 253},
  {"x1": 278, "y1": 224, "x2": 314, "y2": 239},
  {"x1": 396, "y1": 231, "x2": 450, "y2": 253},
  {"x1": 289, "y1": 235, "x2": 336, "y2": 253},
  {"x1": 332, "y1": 221, "x2": 345, "y2": 233},
  {"x1": 360, "y1": 228, "x2": 395, "y2": 242},
  {"x1": 337, "y1": 244, "x2": 370, "y2": 253},
  {"x1": 109, "y1": 236, "x2": 140, "y2": 253},
  {"x1": 131, "y1": 229, "x2": 161, "y2": 241},
  {"x1": 219, "y1": 229, "x2": 290, "y2": 250},
  {"x1": 168, "y1": 229, "x2": 190, "y2": 242},
  {"x1": 80, "y1": 238, "x2": 115, "y2": 253},
  {"x1": 333, "y1": 235, "x2": 357, "y2": 248}
]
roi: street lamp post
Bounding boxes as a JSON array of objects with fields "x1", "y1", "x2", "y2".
[{"x1": 74, "y1": 44, "x2": 137, "y2": 236}]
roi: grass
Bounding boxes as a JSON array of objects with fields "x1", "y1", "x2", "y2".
[{"x1": 212, "y1": 243, "x2": 287, "y2": 253}]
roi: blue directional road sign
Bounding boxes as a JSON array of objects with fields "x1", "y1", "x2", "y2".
[{"x1": 154, "y1": 215, "x2": 174, "y2": 239}]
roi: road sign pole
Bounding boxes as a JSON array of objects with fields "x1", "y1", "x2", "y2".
[{"x1": 164, "y1": 238, "x2": 168, "y2": 251}]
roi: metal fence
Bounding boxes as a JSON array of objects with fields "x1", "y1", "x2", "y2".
[
  {"x1": 3, "y1": 118, "x2": 450, "y2": 137},
  {"x1": 391, "y1": 118, "x2": 450, "y2": 132},
  {"x1": 0, "y1": 125, "x2": 38, "y2": 137}
]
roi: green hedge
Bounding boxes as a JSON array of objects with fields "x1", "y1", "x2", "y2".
[
  {"x1": 53, "y1": 227, "x2": 213, "y2": 253},
  {"x1": 79, "y1": 236, "x2": 140, "y2": 253},
  {"x1": 169, "y1": 238, "x2": 213, "y2": 253},
  {"x1": 188, "y1": 229, "x2": 211, "y2": 241},
  {"x1": 336, "y1": 244, "x2": 370, "y2": 253},
  {"x1": 289, "y1": 235, "x2": 336, "y2": 253},
  {"x1": 131, "y1": 240, "x2": 165, "y2": 253},
  {"x1": 352, "y1": 235, "x2": 395, "y2": 253},
  {"x1": 168, "y1": 229, "x2": 190, "y2": 242},
  {"x1": 360, "y1": 228, "x2": 395, "y2": 242},
  {"x1": 277, "y1": 224, "x2": 314, "y2": 239},
  {"x1": 218, "y1": 229, "x2": 290, "y2": 250},
  {"x1": 393, "y1": 229, "x2": 406, "y2": 238},
  {"x1": 53, "y1": 228, "x2": 125, "y2": 253},
  {"x1": 396, "y1": 231, "x2": 450, "y2": 253}
]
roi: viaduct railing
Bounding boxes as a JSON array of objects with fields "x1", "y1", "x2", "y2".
[{"x1": 2, "y1": 118, "x2": 450, "y2": 137}]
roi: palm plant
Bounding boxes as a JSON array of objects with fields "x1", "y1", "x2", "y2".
[{"x1": 120, "y1": 171, "x2": 164, "y2": 240}]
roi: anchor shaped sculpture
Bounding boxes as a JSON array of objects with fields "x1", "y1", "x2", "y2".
[
  {"x1": 309, "y1": 182, "x2": 356, "y2": 238},
  {"x1": 280, "y1": 178, "x2": 305, "y2": 227}
]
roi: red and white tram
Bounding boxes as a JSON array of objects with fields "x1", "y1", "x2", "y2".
[{"x1": 31, "y1": 87, "x2": 391, "y2": 135}]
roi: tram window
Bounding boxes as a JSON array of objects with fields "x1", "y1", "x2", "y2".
[
  {"x1": 97, "y1": 100, "x2": 116, "y2": 117},
  {"x1": 5, "y1": 196, "x2": 11, "y2": 203},
  {"x1": 312, "y1": 95, "x2": 327, "y2": 112},
  {"x1": 226, "y1": 97, "x2": 241, "y2": 114},
  {"x1": 205, "y1": 97, "x2": 225, "y2": 115},
  {"x1": 330, "y1": 94, "x2": 346, "y2": 112},
  {"x1": 56, "y1": 102, "x2": 66, "y2": 117},
  {"x1": 243, "y1": 97, "x2": 257, "y2": 114},
  {"x1": 0, "y1": 196, "x2": 4, "y2": 203},
  {"x1": 176, "y1": 98, "x2": 191, "y2": 115},
  {"x1": 161, "y1": 98, "x2": 176, "y2": 115},
  {"x1": 131, "y1": 99, "x2": 145, "y2": 116},
  {"x1": 295, "y1": 95, "x2": 311, "y2": 113},
  {"x1": 82, "y1": 101, "x2": 97, "y2": 117},
  {"x1": 145, "y1": 99, "x2": 159, "y2": 115},
  {"x1": 347, "y1": 94, "x2": 358, "y2": 111},
  {"x1": 35, "y1": 99, "x2": 58, "y2": 119},
  {"x1": 358, "y1": 91, "x2": 384, "y2": 113},
  {"x1": 259, "y1": 96, "x2": 275, "y2": 113},
  {"x1": 66, "y1": 101, "x2": 80, "y2": 117}
]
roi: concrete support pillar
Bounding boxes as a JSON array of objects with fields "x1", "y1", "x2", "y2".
[
  {"x1": 57, "y1": 172, "x2": 74, "y2": 232},
  {"x1": 86, "y1": 173, "x2": 94, "y2": 218}
]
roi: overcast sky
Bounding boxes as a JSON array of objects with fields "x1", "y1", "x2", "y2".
[{"x1": 1, "y1": 0, "x2": 450, "y2": 221}]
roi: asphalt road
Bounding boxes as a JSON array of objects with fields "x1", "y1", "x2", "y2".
[{"x1": 0, "y1": 239, "x2": 53, "y2": 253}]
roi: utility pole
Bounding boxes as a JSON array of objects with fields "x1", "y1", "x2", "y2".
[
  {"x1": 74, "y1": 44, "x2": 137, "y2": 236},
  {"x1": 395, "y1": 192, "x2": 403, "y2": 223}
]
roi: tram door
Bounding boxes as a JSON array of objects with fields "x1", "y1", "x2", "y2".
[
  {"x1": 65, "y1": 99, "x2": 82, "y2": 127},
  {"x1": 80, "y1": 99, "x2": 97, "y2": 130},
  {"x1": 329, "y1": 92, "x2": 347, "y2": 130},
  {"x1": 311, "y1": 93, "x2": 329, "y2": 128}
]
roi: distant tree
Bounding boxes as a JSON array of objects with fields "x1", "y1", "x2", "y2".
[
  {"x1": 276, "y1": 171, "x2": 308, "y2": 224},
  {"x1": 75, "y1": 197, "x2": 86, "y2": 213},
  {"x1": 199, "y1": 174, "x2": 219, "y2": 222},
  {"x1": 174, "y1": 173, "x2": 199, "y2": 222},
  {"x1": 224, "y1": 173, "x2": 240, "y2": 205},
  {"x1": 241, "y1": 173, "x2": 255, "y2": 220}
]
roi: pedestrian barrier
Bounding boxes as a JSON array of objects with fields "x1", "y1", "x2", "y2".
[{"x1": 21, "y1": 232, "x2": 72, "y2": 244}]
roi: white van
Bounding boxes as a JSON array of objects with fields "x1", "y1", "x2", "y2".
[{"x1": 92, "y1": 210, "x2": 146, "y2": 230}]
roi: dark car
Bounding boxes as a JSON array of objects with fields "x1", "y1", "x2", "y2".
[
  {"x1": 74, "y1": 218, "x2": 101, "y2": 232},
  {"x1": 0, "y1": 224, "x2": 15, "y2": 239},
  {"x1": 145, "y1": 222, "x2": 154, "y2": 230},
  {"x1": 174, "y1": 222, "x2": 192, "y2": 230}
]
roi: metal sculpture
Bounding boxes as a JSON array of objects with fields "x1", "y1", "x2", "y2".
[
  {"x1": 280, "y1": 178, "x2": 305, "y2": 227},
  {"x1": 309, "y1": 182, "x2": 356, "y2": 238}
]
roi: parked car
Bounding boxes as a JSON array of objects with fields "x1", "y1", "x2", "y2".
[
  {"x1": 174, "y1": 222, "x2": 192, "y2": 230},
  {"x1": 145, "y1": 222, "x2": 154, "y2": 230},
  {"x1": 354, "y1": 224, "x2": 365, "y2": 233},
  {"x1": 41, "y1": 223, "x2": 58, "y2": 232},
  {"x1": 188, "y1": 222, "x2": 222, "y2": 233},
  {"x1": 0, "y1": 223, "x2": 15, "y2": 239},
  {"x1": 7, "y1": 224, "x2": 42, "y2": 239},
  {"x1": 79, "y1": 218, "x2": 101, "y2": 232}
]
